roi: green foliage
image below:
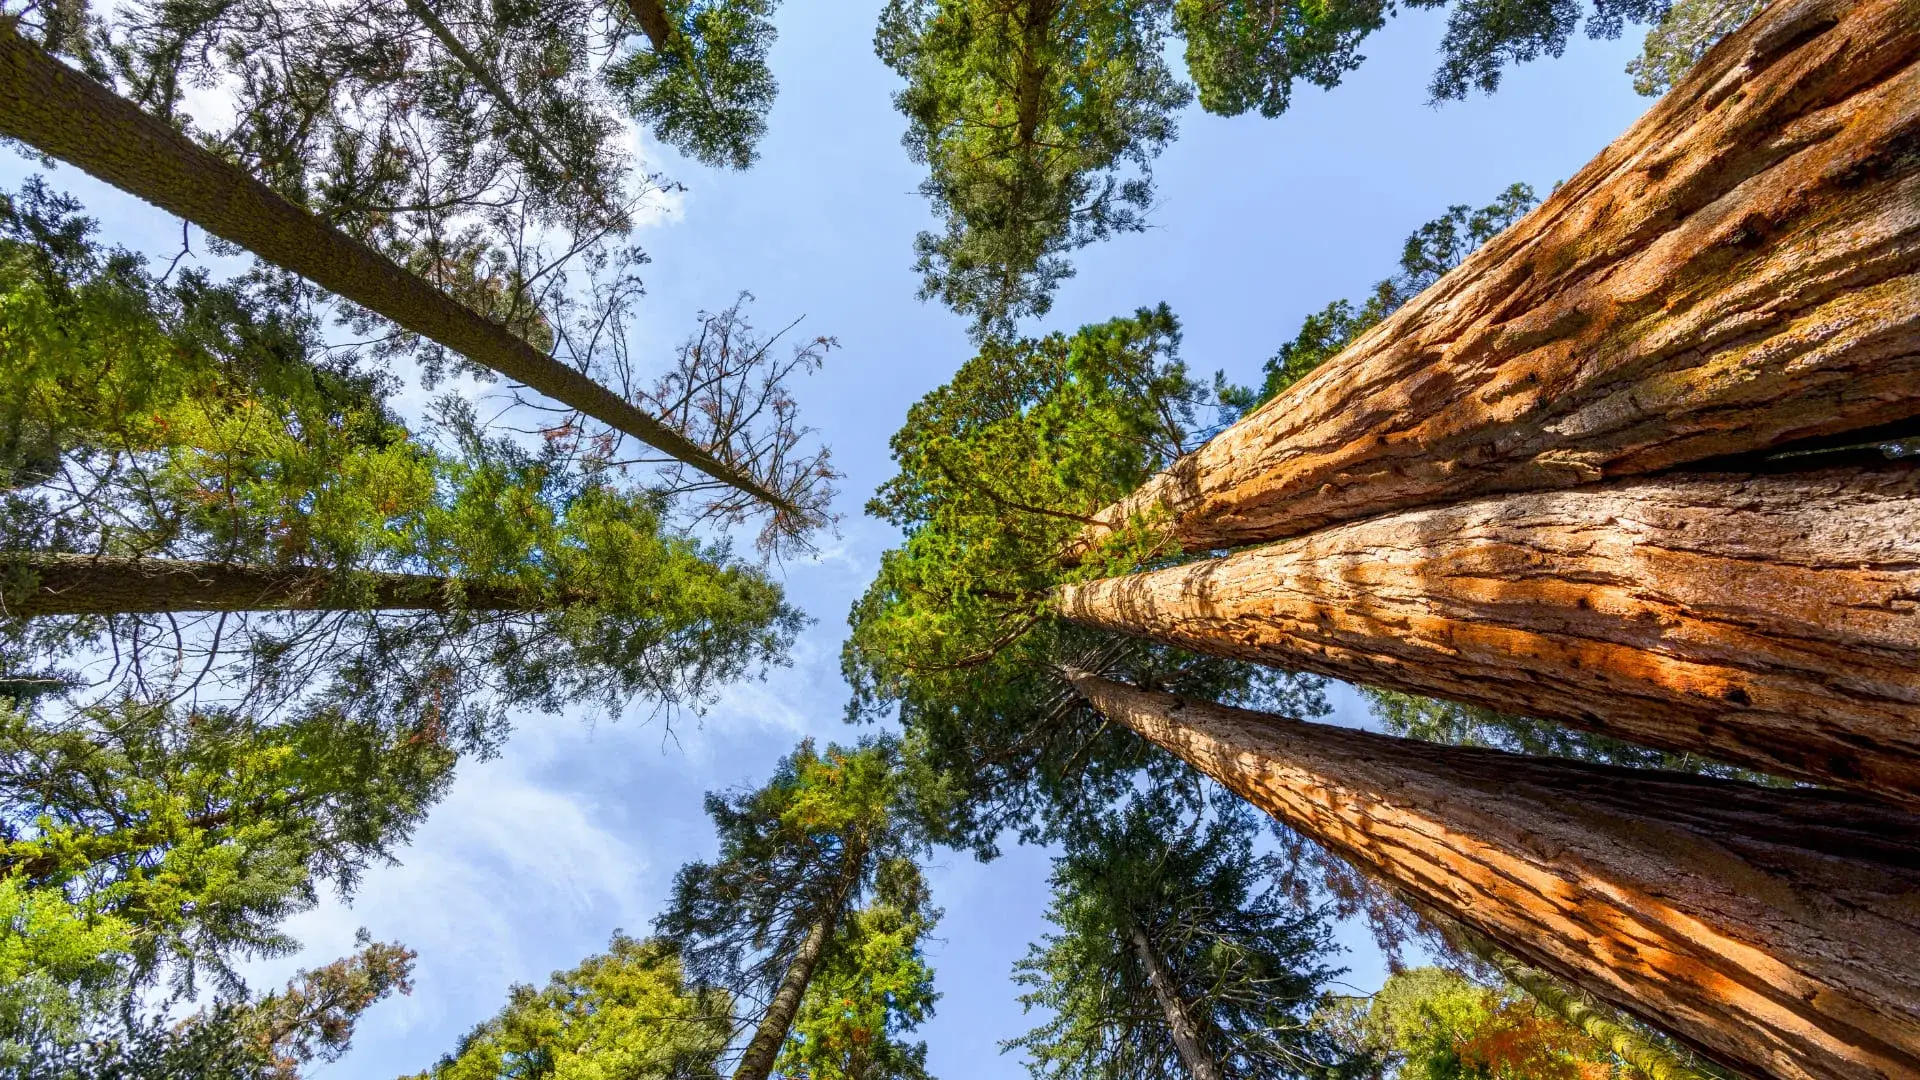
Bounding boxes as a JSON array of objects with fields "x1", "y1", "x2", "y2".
[
  {"x1": 606, "y1": 0, "x2": 782, "y2": 170},
  {"x1": 0, "y1": 699, "x2": 452, "y2": 996},
  {"x1": 1007, "y1": 790, "x2": 1360, "y2": 1079},
  {"x1": 656, "y1": 739, "x2": 930, "y2": 1022},
  {"x1": 0, "y1": 875, "x2": 133, "y2": 1070},
  {"x1": 845, "y1": 306, "x2": 1325, "y2": 853},
  {"x1": 1174, "y1": 0, "x2": 1392, "y2": 118},
  {"x1": 29, "y1": 933, "x2": 415, "y2": 1080},
  {"x1": 1255, "y1": 183, "x2": 1536, "y2": 403},
  {"x1": 411, "y1": 933, "x2": 731, "y2": 1080},
  {"x1": 778, "y1": 859, "x2": 940, "y2": 1080},
  {"x1": 875, "y1": 0, "x2": 1190, "y2": 338},
  {"x1": 0, "y1": 184, "x2": 801, "y2": 739},
  {"x1": 1343, "y1": 967, "x2": 1618, "y2": 1080},
  {"x1": 1625, "y1": 0, "x2": 1760, "y2": 95}
]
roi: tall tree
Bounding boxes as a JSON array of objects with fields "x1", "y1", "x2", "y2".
[
  {"x1": 1056, "y1": 667, "x2": 1920, "y2": 1080},
  {"x1": 1077, "y1": 0, "x2": 1920, "y2": 553},
  {"x1": 0, "y1": 26, "x2": 833, "y2": 530},
  {"x1": 409, "y1": 933, "x2": 733, "y2": 1080},
  {"x1": 1337, "y1": 966, "x2": 1623, "y2": 1080},
  {"x1": 1056, "y1": 464, "x2": 1920, "y2": 808},
  {"x1": 25, "y1": 932, "x2": 415, "y2": 1079},
  {"x1": 1006, "y1": 789, "x2": 1359, "y2": 1080},
  {"x1": 875, "y1": 0, "x2": 1190, "y2": 338},
  {"x1": 0, "y1": 698, "x2": 451, "y2": 996},
  {"x1": 655, "y1": 739, "x2": 932, "y2": 1080},
  {"x1": 0, "y1": 186, "x2": 804, "y2": 739},
  {"x1": 775, "y1": 858, "x2": 940, "y2": 1080}
]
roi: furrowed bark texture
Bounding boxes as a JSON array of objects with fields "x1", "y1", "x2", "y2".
[
  {"x1": 1057, "y1": 465, "x2": 1920, "y2": 808},
  {"x1": 1077, "y1": 0, "x2": 1920, "y2": 556},
  {"x1": 2, "y1": 553, "x2": 537, "y2": 616},
  {"x1": 1061, "y1": 669, "x2": 1920, "y2": 1080},
  {"x1": 730, "y1": 847, "x2": 862, "y2": 1080},
  {"x1": 1128, "y1": 923, "x2": 1226, "y2": 1080},
  {"x1": 0, "y1": 24, "x2": 795, "y2": 516}
]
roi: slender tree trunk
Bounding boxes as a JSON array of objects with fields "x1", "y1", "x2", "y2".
[
  {"x1": 1057, "y1": 465, "x2": 1920, "y2": 808},
  {"x1": 1074, "y1": 0, "x2": 1920, "y2": 557},
  {"x1": 1058, "y1": 668, "x2": 1920, "y2": 1080},
  {"x1": 623, "y1": 0, "x2": 675, "y2": 52},
  {"x1": 0, "y1": 22, "x2": 795, "y2": 516},
  {"x1": 1459, "y1": 935, "x2": 1720, "y2": 1080},
  {"x1": 1126, "y1": 922, "x2": 1226, "y2": 1080},
  {"x1": 2, "y1": 553, "x2": 542, "y2": 616},
  {"x1": 730, "y1": 844, "x2": 864, "y2": 1080}
]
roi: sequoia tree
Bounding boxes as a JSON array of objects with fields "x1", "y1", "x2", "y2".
[
  {"x1": 1057, "y1": 667, "x2": 1920, "y2": 1080},
  {"x1": 1079, "y1": 0, "x2": 1920, "y2": 553},
  {"x1": 1006, "y1": 788, "x2": 1358, "y2": 1080},
  {"x1": 656, "y1": 739, "x2": 932, "y2": 1080}
]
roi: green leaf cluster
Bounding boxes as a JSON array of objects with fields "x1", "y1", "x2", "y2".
[
  {"x1": 411, "y1": 933, "x2": 731, "y2": 1080},
  {"x1": 1334, "y1": 967, "x2": 1618, "y2": 1080},
  {"x1": 607, "y1": 0, "x2": 783, "y2": 170},
  {"x1": 1009, "y1": 790, "x2": 1361, "y2": 1079}
]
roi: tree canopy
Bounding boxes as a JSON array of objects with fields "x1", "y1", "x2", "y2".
[{"x1": 1008, "y1": 788, "x2": 1359, "y2": 1080}]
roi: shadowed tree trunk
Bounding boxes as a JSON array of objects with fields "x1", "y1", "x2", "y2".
[
  {"x1": 2, "y1": 553, "x2": 546, "y2": 616},
  {"x1": 730, "y1": 844, "x2": 864, "y2": 1080},
  {"x1": 0, "y1": 21, "x2": 796, "y2": 516},
  {"x1": 1074, "y1": 0, "x2": 1920, "y2": 557},
  {"x1": 1058, "y1": 668, "x2": 1920, "y2": 1080},
  {"x1": 1127, "y1": 922, "x2": 1226, "y2": 1080},
  {"x1": 1057, "y1": 465, "x2": 1920, "y2": 808},
  {"x1": 623, "y1": 0, "x2": 676, "y2": 52}
]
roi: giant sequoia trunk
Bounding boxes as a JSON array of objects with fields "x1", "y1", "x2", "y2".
[
  {"x1": 0, "y1": 23, "x2": 794, "y2": 515},
  {"x1": 1127, "y1": 922, "x2": 1226, "y2": 1080},
  {"x1": 3, "y1": 553, "x2": 543, "y2": 616},
  {"x1": 1075, "y1": 0, "x2": 1920, "y2": 558},
  {"x1": 1059, "y1": 669, "x2": 1920, "y2": 1080},
  {"x1": 730, "y1": 844, "x2": 865, "y2": 1080},
  {"x1": 1057, "y1": 465, "x2": 1920, "y2": 808}
]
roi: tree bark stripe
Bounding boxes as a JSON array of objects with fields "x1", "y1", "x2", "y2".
[
  {"x1": 1, "y1": 552, "x2": 538, "y2": 615},
  {"x1": 1075, "y1": 0, "x2": 1920, "y2": 557},
  {"x1": 0, "y1": 22, "x2": 796, "y2": 516},
  {"x1": 1058, "y1": 465, "x2": 1920, "y2": 808},
  {"x1": 1061, "y1": 668, "x2": 1920, "y2": 1080}
]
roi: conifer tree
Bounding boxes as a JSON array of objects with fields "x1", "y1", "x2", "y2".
[
  {"x1": 656, "y1": 739, "x2": 934, "y2": 1080},
  {"x1": 410, "y1": 933, "x2": 732, "y2": 1080},
  {"x1": 1007, "y1": 789, "x2": 1358, "y2": 1080},
  {"x1": 0, "y1": 184, "x2": 803, "y2": 739}
]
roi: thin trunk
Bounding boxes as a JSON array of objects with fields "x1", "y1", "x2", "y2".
[
  {"x1": 1058, "y1": 668, "x2": 1920, "y2": 1080},
  {"x1": 730, "y1": 843, "x2": 864, "y2": 1080},
  {"x1": 1458, "y1": 934, "x2": 1722, "y2": 1080},
  {"x1": 1074, "y1": 0, "x2": 1920, "y2": 557},
  {"x1": 3, "y1": 552, "x2": 545, "y2": 616},
  {"x1": 1057, "y1": 465, "x2": 1920, "y2": 809},
  {"x1": 622, "y1": 0, "x2": 675, "y2": 52},
  {"x1": 0, "y1": 23, "x2": 796, "y2": 516},
  {"x1": 1127, "y1": 921, "x2": 1226, "y2": 1080}
]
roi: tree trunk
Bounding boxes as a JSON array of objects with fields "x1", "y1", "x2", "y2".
[
  {"x1": 1127, "y1": 921, "x2": 1226, "y2": 1080},
  {"x1": 1058, "y1": 668, "x2": 1920, "y2": 1080},
  {"x1": 0, "y1": 22, "x2": 796, "y2": 517},
  {"x1": 730, "y1": 844, "x2": 863, "y2": 1080},
  {"x1": 623, "y1": 0, "x2": 675, "y2": 52},
  {"x1": 1074, "y1": 0, "x2": 1920, "y2": 558},
  {"x1": 2, "y1": 553, "x2": 541, "y2": 616},
  {"x1": 1057, "y1": 465, "x2": 1920, "y2": 808}
]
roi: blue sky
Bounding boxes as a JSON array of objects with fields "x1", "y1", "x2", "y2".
[{"x1": 5, "y1": 6, "x2": 1656, "y2": 1075}]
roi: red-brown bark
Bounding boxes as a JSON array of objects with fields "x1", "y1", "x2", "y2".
[
  {"x1": 1076, "y1": 0, "x2": 1920, "y2": 557},
  {"x1": 1056, "y1": 465, "x2": 1920, "y2": 808},
  {"x1": 1061, "y1": 668, "x2": 1920, "y2": 1080}
]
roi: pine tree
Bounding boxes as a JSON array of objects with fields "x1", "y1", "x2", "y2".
[
  {"x1": 0, "y1": 185, "x2": 803, "y2": 739},
  {"x1": 410, "y1": 933, "x2": 732, "y2": 1080},
  {"x1": 1007, "y1": 790, "x2": 1358, "y2": 1080},
  {"x1": 656, "y1": 739, "x2": 934, "y2": 1080}
]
